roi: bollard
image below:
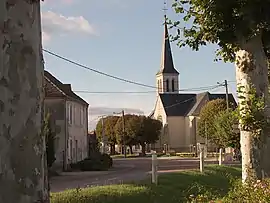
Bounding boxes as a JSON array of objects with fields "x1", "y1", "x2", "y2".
[
  {"x1": 219, "y1": 148, "x2": 222, "y2": 165},
  {"x1": 200, "y1": 148, "x2": 204, "y2": 172},
  {"x1": 152, "y1": 152, "x2": 158, "y2": 185}
]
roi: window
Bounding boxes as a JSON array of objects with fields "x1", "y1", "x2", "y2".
[
  {"x1": 166, "y1": 79, "x2": 169, "y2": 92},
  {"x1": 68, "y1": 104, "x2": 73, "y2": 125},
  {"x1": 80, "y1": 107, "x2": 84, "y2": 126},
  {"x1": 157, "y1": 80, "x2": 160, "y2": 92},
  {"x1": 172, "y1": 79, "x2": 175, "y2": 92}
]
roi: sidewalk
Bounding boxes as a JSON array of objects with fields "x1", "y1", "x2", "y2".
[{"x1": 51, "y1": 163, "x2": 135, "y2": 180}]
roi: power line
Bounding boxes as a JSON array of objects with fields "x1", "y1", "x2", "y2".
[
  {"x1": 42, "y1": 49, "x2": 229, "y2": 92},
  {"x1": 164, "y1": 85, "x2": 220, "y2": 109},
  {"x1": 88, "y1": 85, "x2": 223, "y2": 121},
  {"x1": 75, "y1": 91, "x2": 156, "y2": 94},
  {"x1": 43, "y1": 49, "x2": 157, "y2": 89},
  {"x1": 74, "y1": 85, "x2": 222, "y2": 94}
]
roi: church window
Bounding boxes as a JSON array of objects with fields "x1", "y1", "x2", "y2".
[
  {"x1": 166, "y1": 79, "x2": 169, "y2": 92},
  {"x1": 172, "y1": 79, "x2": 175, "y2": 92}
]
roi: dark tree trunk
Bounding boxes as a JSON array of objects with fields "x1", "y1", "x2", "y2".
[
  {"x1": 129, "y1": 145, "x2": 133, "y2": 154},
  {"x1": 141, "y1": 143, "x2": 146, "y2": 156},
  {"x1": 110, "y1": 144, "x2": 116, "y2": 155}
]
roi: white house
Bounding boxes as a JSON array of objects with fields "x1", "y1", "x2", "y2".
[{"x1": 44, "y1": 71, "x2": 89, "y2": 171}]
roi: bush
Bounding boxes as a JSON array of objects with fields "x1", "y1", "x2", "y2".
[
  {"x1": 70, "y1": 153, "x2": 113, "y2": 171},
  {"x1": 223, "y1": 179, "x2": 270, "y2": 202},
  {"x1": 101, "y1": 153, "x2": 113, "y2": 168}
]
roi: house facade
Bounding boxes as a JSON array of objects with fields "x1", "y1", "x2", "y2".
[
  {"x1": 44, "y1": 71, "x2": 89, "y2": 170},
  {"x1": 150, "y1": 16, "x2": 237, "y2": 153}
]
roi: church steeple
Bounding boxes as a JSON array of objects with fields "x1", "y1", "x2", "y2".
[
  {"x1": 156, "y1": 15, "x2": 179, "y2": 95},
  {"x1": 158, "y1": 15, "x2": 179, "y2": 75}
]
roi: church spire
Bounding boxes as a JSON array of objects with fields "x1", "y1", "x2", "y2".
[{"x1": 157, "y1": 15, "x2": 179, "y2": 75}]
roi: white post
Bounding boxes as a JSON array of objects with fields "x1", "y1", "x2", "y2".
[
  {"x1": 219, "y1": 148, "x2": 223, "y2": 165},
  {"x1": 152, "y1": 152, "x2": 158, "y2": 185},
  {"x1": 200, "y1": 148, "x2": 204, "y2": 172}
]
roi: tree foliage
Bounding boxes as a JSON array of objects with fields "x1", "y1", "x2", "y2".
[
  {"x1": 138, "y1": 116, "x2": 163, "y2": 145},
  {"x1": 198, "y1": 99, "x2": 240, "y2": 148},
  {"x1": 198, "y1": 99, "x2": 227, "y2": 145},
  {"x1": 43, "y1": 114, "x2": 56, "y2": 168},
  {"x1": 114, "y1": 114, "x2": 135, "y2": 145},
  {"x1": 96, "y1": 116, "x2": 119, "y2": 145},
  {"x1": 170, "y1": 0, "x2": 270, "y2": 62},
  {"x1": 95, "y1": 114, "x2": 162, "y2": 155},
  {"x1": 214, "y1": 110, "x2": 240, "y2": 148}
]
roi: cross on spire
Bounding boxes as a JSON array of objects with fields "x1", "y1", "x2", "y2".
[{"x1": 162, "y1": 0, "x2": 168, "y2": 17}]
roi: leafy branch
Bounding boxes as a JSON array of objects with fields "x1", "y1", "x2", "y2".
[{"x1": 237, "y1": 85, "x2": 269, "y2": 137}]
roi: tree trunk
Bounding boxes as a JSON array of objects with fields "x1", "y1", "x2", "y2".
[
  {"x1": 0, "y1": 1, "x2": 49, "y2": 202},
  {"x1": 235, "y1": 33, "x2": 270, "y2": 182},
  {"x1": 141, "y1": 143, "x2": 146, "y2": 156},
  {"x1": 110, "y1": 144, "x2": 116, "y2": 155},
  {"x1": 129, "y1": 145, "x2": 133, "y2": 154}
]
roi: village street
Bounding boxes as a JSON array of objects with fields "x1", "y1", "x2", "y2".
[{"x1": 50, "y1": 157, "x2": 222, "y2": 192}]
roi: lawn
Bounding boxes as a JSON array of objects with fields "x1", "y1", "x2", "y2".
[{"x1": 51, "y1": 165, "x2": 241, "y2": 203}]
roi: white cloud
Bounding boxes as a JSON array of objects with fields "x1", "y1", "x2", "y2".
[
  {"x1": 88, "y1": 107, "x2": 145, "y2": 130},
  {"x1": 41, "y1": 11, "x2": 97, "y2": 44}
]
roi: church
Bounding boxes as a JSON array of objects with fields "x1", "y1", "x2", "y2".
[{"x1": 149, "y1": 17, "x2": 236, "y2": 153}]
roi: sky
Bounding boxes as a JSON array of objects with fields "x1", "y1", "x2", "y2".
[{"x1": 41, "y1": 0, "x2": 237, "y2": 130}]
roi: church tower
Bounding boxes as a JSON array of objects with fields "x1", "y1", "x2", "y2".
[{"x1": 156, "y1": 16, "x2": 179, "y2": 95}]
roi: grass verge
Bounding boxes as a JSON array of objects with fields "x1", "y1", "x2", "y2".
[{"x1": 51, "y1": 165, "x2": 241, "y2": 203}]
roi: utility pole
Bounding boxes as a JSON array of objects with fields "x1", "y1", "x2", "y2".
[
  {"x1": 122, "y1": 110, "x2": 127, "y2": 158},
  {"x1": 224, "y1": 79, "x2": 229, "y2": 110},
  {"x1": 101, "y1": 116, "x2": 106, "y2": 154},
  {"x1": 217, "y1": 80, "x2": 229, "y2": 110}
]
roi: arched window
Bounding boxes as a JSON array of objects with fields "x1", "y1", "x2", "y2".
[
  {"x1": 166, "y1": 79, "x2": 169, "y2": 92},
  {"x1": 172, "y1": 79, "x2": 175, "y2": 92}
]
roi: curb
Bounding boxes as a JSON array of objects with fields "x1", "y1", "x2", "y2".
[{"x1": 55, "y1": 164, "x2": 136, "y2": 178}]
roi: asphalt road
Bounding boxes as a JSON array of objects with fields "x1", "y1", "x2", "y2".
[{"x1": 50, "y1": 157, "x2": 221, "y2": 192}]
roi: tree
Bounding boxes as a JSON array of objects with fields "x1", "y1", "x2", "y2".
[
  {"x1": 124, "y1": 115, "x2": 142, "y2": 154},
  {"x1": 43, "y1": 114, "x2": 56, "y2": 169},
  {"x1": 198, "y1": 99, "x2": 227, "y2": 145},
  {"x1": 214, "y1": 110, "x2": 240, "y2": 149},
  {"x1": 0, "y1": 1, "x2": 49, "y2": 202},
  {"x1": 171, "y1": 0, "x2": 270, "y2": 181},
  {"x1": 114, "y1": 114, "x2": 134, "y2": 154},
  {"x1": 138, "y1": 116, "x2": 162, "y2": 155},
  {"x1": 96, "y1": 116, "x2": 119, "y2": 154}
]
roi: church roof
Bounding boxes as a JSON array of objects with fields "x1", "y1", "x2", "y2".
[
  {"x1": 160, "y1": 93, "x2": 197, "y2": 116},
  {"x1": 160, "y1": 92, "x2": 237, "y2": 117},
  {"x1": 157, "y1": 16, "x2": 179, "y2": 75}
]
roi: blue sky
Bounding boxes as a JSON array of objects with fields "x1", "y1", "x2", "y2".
[{"x1": 41, "y1": 0, "x2": 237, "y2": 130}]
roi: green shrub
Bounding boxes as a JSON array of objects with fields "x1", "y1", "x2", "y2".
[
  {"x1": 100, "y1": 153, "x2": 113, "y2": 168},
  {"x1": 70, "y1": 153, "x2": 113, "y2": 171},
  {"x1": 223, "y1": 179, "x2": 270, "y2": 202}
]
